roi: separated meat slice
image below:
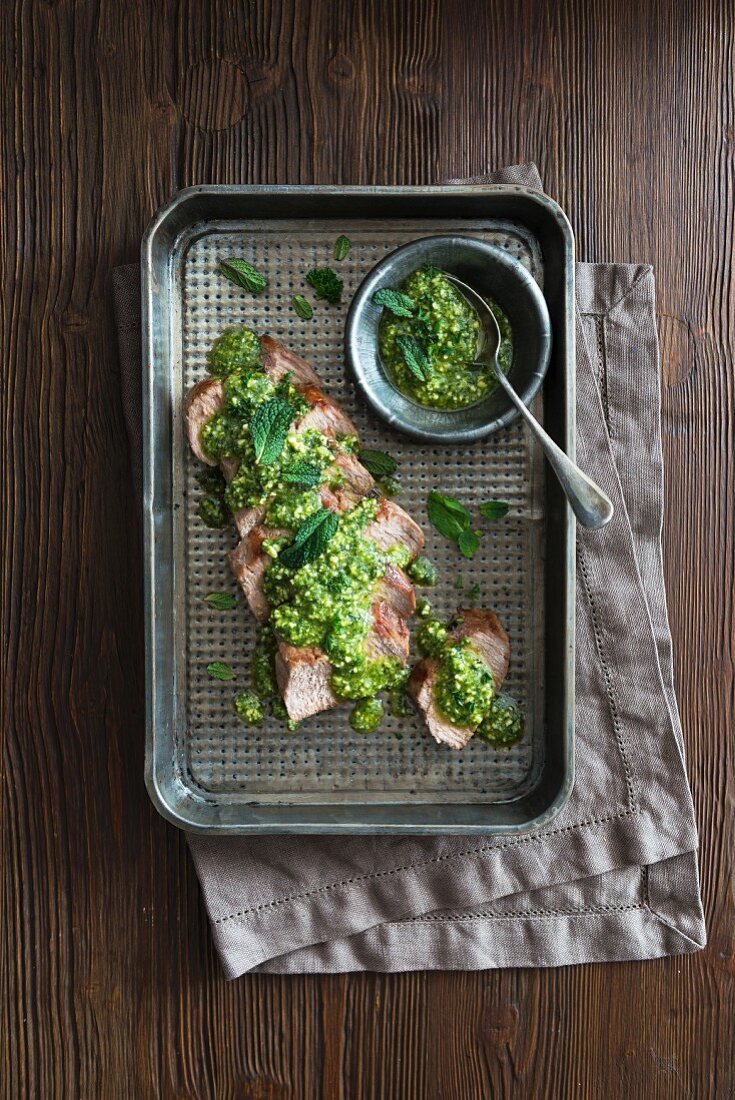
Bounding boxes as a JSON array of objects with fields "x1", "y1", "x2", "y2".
[
  {"x1": 451, "y1": 608, "x2": 510, "y2": 687},
  {"x1": 184, "y1": 378, "x2": 224, "y2": 464},
  {"x1": 365, "y1": 499, "x2": 425, "y2": 560},
  {"x1": 275, "y1": 641, "x2": 339, "y2": 722},
  {"x1": 408, "y1": 609, "x2": 510, "y2": 750},
  {"x1": 260, "y1": 334, "x2": 320, "y2": 388},
  {"x1": 375, "y1": 563, "x2": 416, "y2": 619}
]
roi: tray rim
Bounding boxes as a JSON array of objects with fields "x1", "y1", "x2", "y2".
[{"x1": 141, "y1": 183, "x2": 576, "y2": 835}]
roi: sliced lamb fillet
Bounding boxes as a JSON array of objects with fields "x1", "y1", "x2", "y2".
[
  {"x1": 364, "y1": 498, "x2": 425, "y2": 560},
  {"x1": 260, "y1": 334, "x2": 320, "y2": 387},
  {"x1": 184, "y1": 377, "x2": 224, "y2": 464},
  {"x1": 408, "y1": 608, "x2": 510, "y2": 751},
  {"x1": 276, "y1": 599, "x2": 409, "y2": 722}
]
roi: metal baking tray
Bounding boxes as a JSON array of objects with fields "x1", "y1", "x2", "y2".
[{"x1": 142, "y1": 185, "x2": 575, "y2": 834}]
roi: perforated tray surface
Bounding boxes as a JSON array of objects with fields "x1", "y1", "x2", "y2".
[{"x1": 143, "y1": 186, "x2": 575, "y2": 833}]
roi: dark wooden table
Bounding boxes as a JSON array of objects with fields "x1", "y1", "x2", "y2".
[{"x1": 2, "y1": 1, "x2": 733, "y2": 1096}]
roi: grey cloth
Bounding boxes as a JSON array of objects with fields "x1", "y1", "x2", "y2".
[{"x1": 113, "y1": 165, "x2": 705, "y2": 977}]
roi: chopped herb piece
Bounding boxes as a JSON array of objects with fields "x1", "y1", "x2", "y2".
[
  {"x1": 278, "y1": 507, "x2": 339, "y2": 570},
  {"x1": 333, "y1": 234, "x2": 351, "y2": 261},
  {"x1": 357, "y1": 448, "x2": 398, "y2": 479},
  {"x1": 467, "y1": 583, "x2": 481, "y2": 601},
  {"x1": 233, "y1": 690, "x2": 264, "y2": 725},
  {"x1": 378, "y1": 475, "x2": 400, "y2": 497},
  {"x1": 205, "y1": 592, "x2": 237, "y2": 610},
  {"x1": 396, "y1": 333, "x2": 430, "y2": 381},
  {"x1": 455, "y1": 576, "x2": 464, "y2": 590},
  {"x1": 458, "y1": 528, "x2": 482, "y2": 559},
  {"x1": 207, "y1": 661, "x2": 235, "y2": 681},
  {"x1": 281, "y1": 459, "x2": 323, "y2": 487},
  {"x1": 416, "y1": 597, "x2": 433, "y2": 618},
  {"x1": 250, "y1": 396, "x2": 296, "y2": 465},
  {"x1": 196, "y1": 467, "x2": 227, "y2": 496},
  {"x1": 479, "y1": 500, "x2": 510, "y2": 520},
  {"x1": 373, "y1": 288, "x2": 416, "y2": 318},
  {"x1": 219, "y1": 259, "x2": 268, "y2": 294},
  {"x1": 291, "y1": 294, "x2": 313, "y2": 320},
  {"x1": 407, "y1": 555, "x2": 438, "y2": 587},
  {"x1": 349, "y1": 697, "x2": 384, "y2": 732},
  {"x1": 198, "y1": 496, "x2": 229, "y2": 529},
  {"x1": 305, "y1": 266, "x2": 343, "y2": 304}
]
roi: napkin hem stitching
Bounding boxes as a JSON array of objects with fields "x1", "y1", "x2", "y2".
[{"x1": 210, "y1": 807, "x2": 642, "y2": 924}]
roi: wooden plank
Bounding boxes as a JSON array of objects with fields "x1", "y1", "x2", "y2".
[{"x1": 1, "y1": 0, "x2": 732, "y2": 1096}]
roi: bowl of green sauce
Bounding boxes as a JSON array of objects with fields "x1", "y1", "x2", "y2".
[{"x1": 345, "y1": 235, "x2": 552, "y2": 442}]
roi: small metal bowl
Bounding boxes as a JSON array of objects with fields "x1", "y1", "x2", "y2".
[{"x1": 345, "y1": 235, "x2": 553, "y2": 443}]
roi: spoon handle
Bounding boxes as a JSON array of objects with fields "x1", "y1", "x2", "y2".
[{"x1": 493, "y1": 369, "x2": 614, "y2": 529}]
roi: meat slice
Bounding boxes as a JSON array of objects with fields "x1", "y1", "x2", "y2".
[
  {"x1": 333, "y1": 450, "x2": 374, "y2": 496},
  {"x1": 298, "y1": 385, "x2": 358, "y2": 437},
  {"x1": 275, "y1": 599, "x2": 409, "y2": 722},
  {"x1": 260, "y1": 334, "x2": 320, "y2": 388},
  {"x1": 366, "y1": 601, "x2": 410, "y2": 662},
  {"x1": 275, "y1": 641, "x2": 338, "y2": 721},
  {"x1": 184, "y1": 378, "x2": 224, "y2": 464},
  {"x1": 375, "y1": 563, "x2": 416, "y2": 619},
  {"x1": 408, "y1": 609, "x2": 510, "y2": 750},
  {"x1": 365, "y1": 499, "x2": 425, "y2": 560},
  {"x1": 228, "y1": 528, "x2": 285, "y2": 622}
]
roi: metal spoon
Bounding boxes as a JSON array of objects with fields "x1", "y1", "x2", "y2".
[{"x1": 445, "y1": 274, "x2": 614, "y2": 530}]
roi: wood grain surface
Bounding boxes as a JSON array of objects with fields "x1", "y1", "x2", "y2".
[{"x1": 1, "y1": 1, "x2": 733, "y2": 1096}]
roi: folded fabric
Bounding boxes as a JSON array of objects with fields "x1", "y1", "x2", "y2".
[{"x1": 113, "y1": 164, "x2": 705, "y2": 977}]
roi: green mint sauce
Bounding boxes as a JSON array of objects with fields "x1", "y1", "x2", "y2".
[
  {"x1": 378, "y1": 266, "x2": 513, "y2": 411},
  {"x1": 419, "y1": 617, "x2": 524, "y2": 746},
  {"x1": 197, "y1": 326, "x2": 417, "y2": 730}
]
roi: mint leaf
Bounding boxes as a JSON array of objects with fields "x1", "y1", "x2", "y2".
[
  {"x1": 458, "y1": 529, "x2": 481, "y2": 558},
  {"x1": 292, "y1": 295, "x2": 313, "y2": 320},
  {"x1": 357, "y1": 448, "x2": 398, "y2": 479},
  {"x1": 206, "y1": 661, "x2": 235, "y2": 681},
  {"x1": 479, "y1": 500, "x2": 509, "y2": 520},
  {"x1": 373, "y1": 288, "x2": 416, "y2": 318},
  {"x1": 281, "y1": 460, "x2": 323, "y2": 487},
  {"x1": 333, "y1": 235, "x2": 351, "y2": 261},
  {"x1": 427, "y1": 491, "x2": 471, "y2": 540},
  {"x1": 279, "y1": 507, "x2": 339, "y2": 570},
  {"x1": 250, "y1": 397, "x2": 295, "y2": 465},
  {"x1": 205, "y1": 592, "x2": 237, "y2": 610},
  {"x1": 305, "y1": 267, "x2": 343, "y2": 304},
  {"x1": 396, "y1": 334, "x2": 430, "y2": 381},
  {"x1": 219, "y1": 259, "x2": 268, "y2": 294}
]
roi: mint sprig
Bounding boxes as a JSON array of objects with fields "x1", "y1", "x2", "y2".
[
  {"x1": 206, "y1": 661, "x2": 235, "y2": 681},
  {"x1": 357, "y1": 448, "x2": 398, "y2": 480},
  {"x1": 396, "y1": 334, "x2": 430, "y2": 381},
  {"x1": 281, "y1": 460, "x2": 323, "y2": 487},
  {"x1": 333, "y1": 235, "x2": 351, "y2": 261},
  {"x1": 205, "y1": 593, "x2": 237, "y2": 611},
  {"x1": 219, "y1": 259, "x2": 268, "y2": 294},
  {"x1": 373, "y1": 288, "x2": 416, "y2": 318},
  {"x1": 278, "y1": 507, "x2": 339, "y2": 570},
  {"x1": 250, "y1": 397, "x2": 296, "y2": 465}
]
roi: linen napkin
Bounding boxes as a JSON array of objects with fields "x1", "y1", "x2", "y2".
[{"x1": 113, "y1": 165, "x2": 705, "y2": 977}]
